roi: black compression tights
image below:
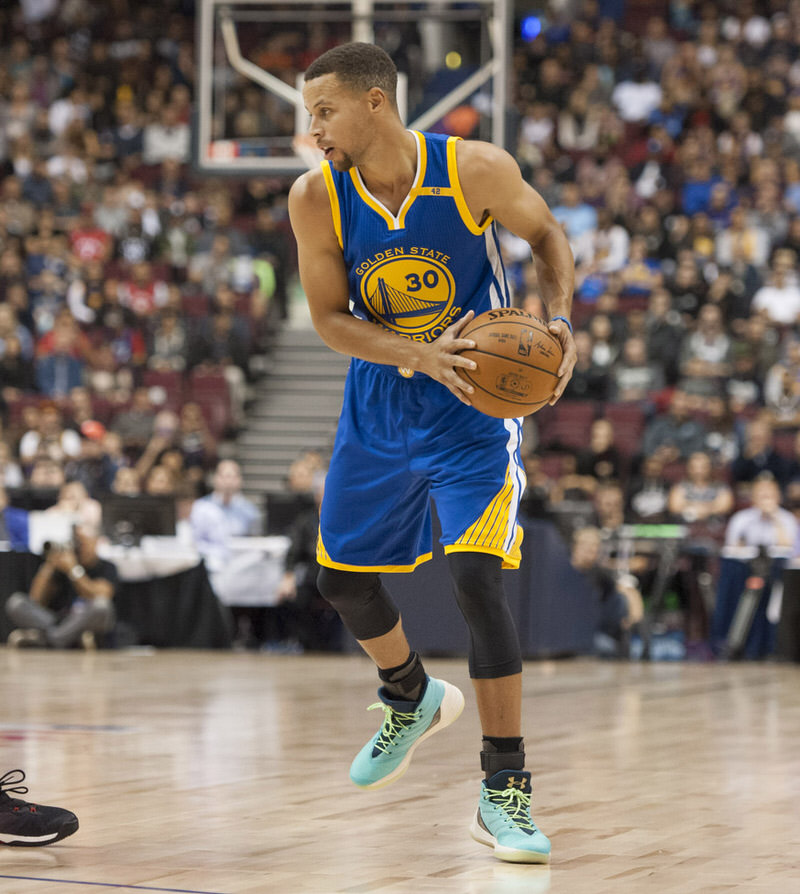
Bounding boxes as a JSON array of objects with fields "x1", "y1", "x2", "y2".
[{"x1": 316, "y1": 552, "x2": 521, "y2": 679}]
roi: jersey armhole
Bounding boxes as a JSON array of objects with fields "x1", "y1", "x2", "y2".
[
  {"x1": 321, "y1": 161, "x2": 344, "y2": 250},
  {"x1": 446, "y1": 136, "x2": 493, "y2": 236}
]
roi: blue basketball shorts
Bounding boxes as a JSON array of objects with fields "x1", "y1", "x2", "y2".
[{"x1": 317, "y1": 359, "x2": 526, "y2": 572}]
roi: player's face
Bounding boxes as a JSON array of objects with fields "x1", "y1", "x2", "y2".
[{"x1": 303, "y1": 74, "x2": 369, "y2": 172}]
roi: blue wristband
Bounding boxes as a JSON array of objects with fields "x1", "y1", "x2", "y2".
[{"x1": 551, "y1": 315, "x2": 573, "y2": 334}]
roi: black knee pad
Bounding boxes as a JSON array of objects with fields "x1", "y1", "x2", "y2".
[
  {"x1": 447, "y1": 552, "x2": 522, "y2": 679},
  {"x1": 316, "y1": 566, "x2": 400, "y2": 641}
]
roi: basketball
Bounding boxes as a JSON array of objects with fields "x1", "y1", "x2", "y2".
[{"x1": 456, "y1": 308, "x2": 563, "y2": 418}]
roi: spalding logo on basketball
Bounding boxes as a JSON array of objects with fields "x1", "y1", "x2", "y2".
[{"x1": 456, "y1": 308, "x2": 563, "y2": 418}]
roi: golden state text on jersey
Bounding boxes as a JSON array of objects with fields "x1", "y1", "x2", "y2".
[{"x1": 321, "y1": 130, "x2": 513, "y2": 369}]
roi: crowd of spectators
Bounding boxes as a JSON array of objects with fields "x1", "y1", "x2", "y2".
[
  {"x1": 499, "y1": 0, "x2": 800, "y2": 654},
  {"x1": 0, "y1": 0, "x2": 293, "y2": 515}
]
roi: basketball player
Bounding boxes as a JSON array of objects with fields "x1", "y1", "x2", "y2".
[{"x1": 288, "y1": 43, "x2": 575, "y2": 864}]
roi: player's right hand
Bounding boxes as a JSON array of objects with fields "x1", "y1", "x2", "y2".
[{"x1": 419, "y1": 311, "x2": 477, "y2": 404}]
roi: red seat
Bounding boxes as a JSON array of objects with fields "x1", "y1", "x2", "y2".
[
  {"x1": 539, "y1": 453, "x2": 566, "y2": 480},
  {"x1": 773, "y1": 430, "x2": 797, "y2": 460},
  {"x1": 539, "y1": 400, "x2": 596, "y2": 451},
  {"x1": 181, "y1": 292, "x2": 210, "y2": 318},
  {"x1": 603, "y1": 402, "x2": 647, "y2": 458},
  {"x1": 90, "y1": 396, "x2": 118, "y2": 425},
  {"x1": 189, "y1": 370, "x2": 231, "y2": 437},
  {"x1": 141, "y1": 369, "x2": 186, "y2": 410},
  {"x1": 662, "y1": 460, "x2": 687, "y2": 484},
  {"x1": 192, "y1": 393, "x2": 230, "y2": 439},
  {"x1": 6, "y1": 393, "x2": 44, "y2": 425},
  {"x1": 618, "y1": 294, "x2": 650, "y2": 313},
  {"x1": 189, "y1": 369, "x2": 229, "y2": 393}
]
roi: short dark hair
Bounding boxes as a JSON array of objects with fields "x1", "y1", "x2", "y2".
[{"x1": 305, "y1": 42, "x2": 397, "y2": 105}]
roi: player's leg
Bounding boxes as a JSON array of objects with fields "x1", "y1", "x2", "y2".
[
  {"x1": 317, "y1": 567, "x2": 464, "y2": 789},
  {"x1": 316, "y1": 364, "x2": 466, "y2": 788},
  {"x1": 426, "y1": 396, "x2": 548, "y2": 863},
  {"x1": 446, "y1": 551, "x2": 550, "y2": 864}
]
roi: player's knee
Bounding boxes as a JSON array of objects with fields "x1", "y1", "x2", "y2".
[
  {"x1": 447, "y1": 552, "x2": 506, "y2": 622},
  {"x1": 317, "y1": 567, "x2": 370, "y2": 608},
  {"x1": 316, "y1": 567, "x2": 400, "y2": 641}
]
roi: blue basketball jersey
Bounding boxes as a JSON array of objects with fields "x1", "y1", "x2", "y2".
[
  {"x1": 321, "y1": 130, "x2": 513, "y2": 373},
  {"x1": 317, "y1": 131, "x2": 526, "y2": 572}
]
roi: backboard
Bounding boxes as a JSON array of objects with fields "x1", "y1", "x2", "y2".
[{"x1": 195, "y1": 0, "x2": 511, "y2": 176}]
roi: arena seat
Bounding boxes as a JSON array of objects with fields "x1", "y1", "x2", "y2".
[
  {"x1": 141, "y1": 369, "x2": 186, "y2": 410},
  {"x1": 773, "y1": 430, "x2": 797, "y2": 460},
  {"x1": 603, "y1": 402, "x2": 647, "y2": 458},
  {"x1": 188, "y1": 370, "x2": 232, "y2": 438},
  {"x1": 538, "y1": 400, "x2": 597, "y2": 451}
]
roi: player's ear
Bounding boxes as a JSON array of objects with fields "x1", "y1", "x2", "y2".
[{"x1": 367, "y1": 87, "x2": 387, "y2": 113}]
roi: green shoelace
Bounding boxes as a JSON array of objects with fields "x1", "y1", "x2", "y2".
[
  {"x1": 367, "y1": 702, "x2": 420, "y2": 754},
  {"x1": 485, "y1": 786, "x2": 537, "y2": 833}
]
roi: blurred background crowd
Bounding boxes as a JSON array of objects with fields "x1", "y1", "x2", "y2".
[{"x1": 3, "y1": 0, "x2": 800, "y2": 656}]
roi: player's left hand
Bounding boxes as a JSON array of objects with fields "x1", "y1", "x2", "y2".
[{"x1": 547, "y1": 318, "x2": 577, "y2": 405}]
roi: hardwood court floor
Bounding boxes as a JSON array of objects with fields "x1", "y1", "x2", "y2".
[{"x1": 1, "y1": 649, "x2": 799, "y2": 894}]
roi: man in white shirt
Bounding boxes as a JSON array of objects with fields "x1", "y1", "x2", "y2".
[
  {"x1": 611, "y1": 63, "x2": 662, "y2": 124},
  {"x1": 142, "y1": 104, "x2": 190, "y2": 165},
  {"x1": 751, "y1": 262, "x2": 800, "y2": 326},
  {"x1": 724, "y1": 474, "x2": 797, "y2": 551}
]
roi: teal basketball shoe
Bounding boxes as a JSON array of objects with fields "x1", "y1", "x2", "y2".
[
  {"x1": 470, "y1": 769, "x2": 551, "y2": 863},
  {"x1": 350, "y1": 677, "x2": 465, "y2": 789}
]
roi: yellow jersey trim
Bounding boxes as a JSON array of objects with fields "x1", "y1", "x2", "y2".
[
  {"x1": 321, "y1": 162, "x2": 344, "y2": 250},
  {"x1": 317, "y1": 529, "x2": 433, "y2": 572},
  {"x1": 396, "y1": 131, "x2": 428, "y2": 229},
  {"x1": 446, "y1": 136, "x2": 492, "y2": 236},
  {"x1": 348, "y1": 130, "x2": 427, "y2": 231},
  {"x1": 349, "y1": 167, "x2": 395, "y2": 229}
]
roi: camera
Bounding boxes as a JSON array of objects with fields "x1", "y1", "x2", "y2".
[{"x1": 43, "y1": 526, "x2": 78, "y2": 557}]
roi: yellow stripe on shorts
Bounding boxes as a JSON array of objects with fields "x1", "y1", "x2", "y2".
[{"x1": 446, "y1": 466, "x2": 523, "y2": 569}]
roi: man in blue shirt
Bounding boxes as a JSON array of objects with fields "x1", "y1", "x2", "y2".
[
  {"x1": 0, "y1": 485, "x2": 28, "y2": 550},
  {"x1": 189, "y1": 460, "x2": 260, "y2": 571}
]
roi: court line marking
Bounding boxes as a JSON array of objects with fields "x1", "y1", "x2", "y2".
[
  {"x1": 0, "y1": 723, "x2": 134, "y2": 733},
  {"x1": 0, "y1": 875, "x2": 228, "y2": 894}
]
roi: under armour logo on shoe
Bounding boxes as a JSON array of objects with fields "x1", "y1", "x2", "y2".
[{"x1": 506, "y1": 776, "x2": 526, "y2": 789}]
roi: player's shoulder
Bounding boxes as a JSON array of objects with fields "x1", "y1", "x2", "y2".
[
  {"x1": 454, "y1": 138, "x2": 519, "y2": 176},
  {"x1": 288, "y1": 166, "x2": 335, "y2": 234},
  {"x1": 288, "y1": 165, "x2": 328, "y2": 207},
  {"x1": 453, "y1": 139, "x2": 523, "y2": 204}
]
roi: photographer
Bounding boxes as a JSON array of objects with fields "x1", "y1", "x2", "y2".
[{"x1": 5, "y1": 524, "x2": 117, "y2": 649}]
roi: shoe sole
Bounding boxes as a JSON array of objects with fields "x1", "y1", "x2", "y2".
[
  {"x1": 354, "y1": 680, "x2": 465, "y2": 790},
  {"x1": 469, "y1": 815, "x2": 550, "y2": 864},
  {"x1": 0, "y1": 817, "x2": 79, "y2": 847}
]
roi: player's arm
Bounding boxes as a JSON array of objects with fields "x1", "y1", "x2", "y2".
[
  {"x1": 456, "y1": 141, "x2": 577, "y2": 403},
  {"x1": 288, "y1": 169, "x2": 477, "y2": 402}
]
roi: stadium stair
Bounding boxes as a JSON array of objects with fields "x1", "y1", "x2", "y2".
[{"x1": 237, "y1": 326, "x2": 349, "y2": 500}]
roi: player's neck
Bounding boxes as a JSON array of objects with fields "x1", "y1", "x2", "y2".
[{"x1": 355, "y1": 128, "x2": 417, "y2": 212}]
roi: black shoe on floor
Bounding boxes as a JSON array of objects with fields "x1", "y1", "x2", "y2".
[{"x1": 0, "y1": 770, "x2": 79, "y2": 846}]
